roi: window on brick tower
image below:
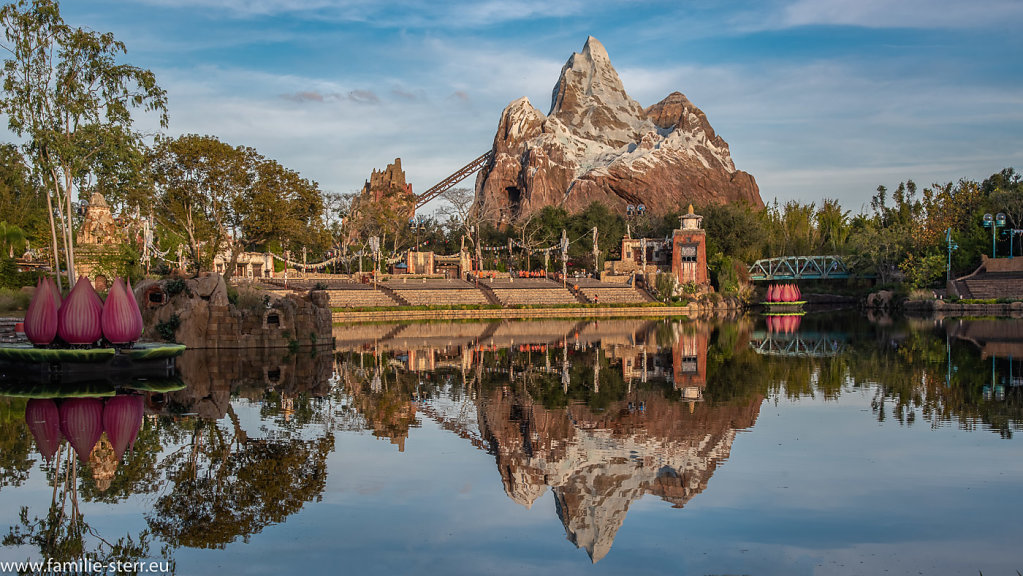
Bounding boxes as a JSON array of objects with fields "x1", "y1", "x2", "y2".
[{"x1": 679, "y1": 244, "x2": 698, "y2": 263}]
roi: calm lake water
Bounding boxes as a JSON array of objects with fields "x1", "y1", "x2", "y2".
[{"x1": 1, "y1": 313, "x2": 1022, "y2": 576}]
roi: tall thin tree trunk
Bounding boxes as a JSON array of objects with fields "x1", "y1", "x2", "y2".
[
  {"x1": 44, "y1": 189, "x2": 63, "y2": 293},
  {"x1": 63, "y1": 176, "x2": 76, "y2": 284},
  {"x1": 54, "y1": 186, "x2": 74, "y2": 288}
]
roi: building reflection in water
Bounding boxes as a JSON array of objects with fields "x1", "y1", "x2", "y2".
[
  {"x1": 335, "y1": 318, "x2": 761, "y2": 562},
  {"x1": 949, "y1": 318, "x2": 1023, "y2": 401},
  {"x1": 8, "y1": 314, "x2": 1023, "y2": 563}
]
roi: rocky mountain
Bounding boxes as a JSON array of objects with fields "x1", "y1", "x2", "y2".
[{"x1": 474, "y1": 37, "x2": 762, "y2": 225}]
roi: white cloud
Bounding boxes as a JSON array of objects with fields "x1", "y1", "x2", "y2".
[
  {"x1": 132, "y1": 0, "x2": 592, "y2": 27},
  {"x1": 776, "y1": 0, "x2": 1023, "y2": 29},
  {"x1": 617, "y1": 57, "x2": 1023, "y2": 209}
]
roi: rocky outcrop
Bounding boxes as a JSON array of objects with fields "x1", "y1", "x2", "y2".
[
  {"x1": 136, "y1": 274, "x2": 333, "y2": 349},
  {"x1": 348, "y1": 158, "x2": 416, "y2": 238},
  {"x1": 475, "y1": 37, "x2": 761, "y2": 225}
]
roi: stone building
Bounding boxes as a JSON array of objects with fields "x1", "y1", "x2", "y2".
[
  {"x1": 602, "y1": 204, "x2": 709, "y2": 289},
  {"x1": 75, "y1": 191, "x2": 125, "y2": 281},
  {"x1": 213, "y1": 251, "x2": 275, "y2": 279}
]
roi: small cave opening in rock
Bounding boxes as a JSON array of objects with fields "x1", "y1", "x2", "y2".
[
  {"x1": 145, "y1": 288, "x2": 167, "y2": 307},
  {"x1": 267, "y1": 368, "x2": 281, "y2": 382},
  {"x1": 266, "y1": 313, "x2": 280, "y2": 327},
  {"x1": 505, "y1": 186, "x2": 522, "y2": 213}
]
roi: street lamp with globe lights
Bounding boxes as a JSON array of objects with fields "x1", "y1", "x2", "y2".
[{"x1": 983, "y1": 212, "x2": 1007, "y2": 258}]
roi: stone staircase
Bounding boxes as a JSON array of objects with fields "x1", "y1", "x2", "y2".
[
  {"x1": 957, "y1": 271, "x2": 1023, "y2": 300},
  {"x1": 0, "y1": 317, "x2": 26, "y2": 344}
]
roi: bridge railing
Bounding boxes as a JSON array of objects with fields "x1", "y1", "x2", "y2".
[{"x1": 748, "y1": 255, "x2": 850, "y2": 281}]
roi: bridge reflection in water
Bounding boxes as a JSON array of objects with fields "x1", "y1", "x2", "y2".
[
  {"x1": 748, "y1": 314, "x2": 847, "y2": 357},
  {"x1": 6, "y1": 315, "x2": 1023, "y2": 568}
]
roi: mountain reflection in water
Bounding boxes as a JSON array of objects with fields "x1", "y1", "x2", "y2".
[
  {"x1": 336, "y1": 318, "x2": 758, "y2": 561},
  {"x1": 1, "y1": 315, "x2": 1022, "y2": 574}
]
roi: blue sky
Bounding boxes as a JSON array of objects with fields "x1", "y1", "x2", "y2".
[{"x1": 58, "y1": 0, "x2": 1023, "y2": 214}]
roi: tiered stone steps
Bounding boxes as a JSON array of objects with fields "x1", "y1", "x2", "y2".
[
  {"x1": 573, "y1": 279, "x2": 654, "y2": 304},
  {"x1": 959, "y1": 271, "x2": 1023, "y2": 300},
  {"x1": 382, "y1": 279, "x2": 490, "y2": 306}
]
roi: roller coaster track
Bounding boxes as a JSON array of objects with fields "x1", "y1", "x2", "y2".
[{"x1": 414, "y1": 151, "x2": 493, "y2": 210}]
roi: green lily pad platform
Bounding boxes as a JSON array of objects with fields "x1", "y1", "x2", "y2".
[
  {"x1": 761, "y1": 301, "x2": 806, "y2": 312},
  {"x1": 0, "y1": 342, "x2": 186, "y2": 363},
  {"x1": 0, "y1": 375, "x2": 185, "y2": 399}
]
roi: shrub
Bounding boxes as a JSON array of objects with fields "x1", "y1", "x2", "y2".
[
  {"x1": 909, "y1": 288, "x2": 935, "y2": 301},
  {"x1": 164, "y1": 278, "x2": 188, "y2": 296},
  {"x1": 155, "y1": 314, "x2": 181, "y2": 342},
  {"x1": 0, "y1": 287, "x2": 30, "y2": 312},
  {"x1": 234, "y1": 286, "x2": 267, "y2": 312}
]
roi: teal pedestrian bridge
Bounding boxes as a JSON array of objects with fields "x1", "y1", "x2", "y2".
[{"x1": 748, "y1": 255, "x2": 851, "y2": 281}]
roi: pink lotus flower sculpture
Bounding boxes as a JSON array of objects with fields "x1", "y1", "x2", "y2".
[
  {"x1": 126, "y1": 278, "x2": 144, "y2": 338},
  {"x1": 25, "y1": 398, "x2": 63, "y2": 462},
  {"x1": 103, "y1": 395, "x2": 145, "y2": 460},
  {"x1": 58, "y1": 277, "x2": 103, "y2": 345},
  {"x1": 24, "y1": 276, "x2": 61, "y2": 346},
  {"x1": 102, "y1": 278, "x2": 144, "y2": 345},
  {"x1": 59, "y1": 397, "x2": 104, "y2": 463}
]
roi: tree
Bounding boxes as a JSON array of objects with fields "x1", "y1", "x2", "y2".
[
  {"x1": 438, "y1": 186, "x2": 498, "y2": 271},
  {"x1": 983, "y1": 168, "x2": 1023, "y2": 232},
  {"x1": 0, "y1": 142, "x2": 45, "y2": 243},
  {"x1": 0, "y1": 0, "x2": 167, "y2": 290},
  {"x1": 151, "y1": 134, "x2": 246, "y2": 273},
  {"x1": 0, "y1": 220, "x2": 25, "y2": 258},
  {"x1": 153, "y1": 135, "x2": 329, "y2": 277},
  {"x1": 232, "y1": 148, "x2": 326, "y2": 280},
  {"x1": 699, "y1": 201, "x2": 767, "y2": 263},
  {"x1": 814, "y1": 198, "x2": 851, "y2": 254}
]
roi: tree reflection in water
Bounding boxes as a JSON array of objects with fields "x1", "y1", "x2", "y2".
[
  {"x1": 4, "y1": 394, "x2": 173, "y2": 574},
  {"x1": 147, "y1": 415, "x2": 333, "y2": 548},
  {"x1": 146, "y1": 347, "x2": 337, "y2": 549},
  {"x1": 2, "y1": 314, "x2": 1022, "y2": 567}
]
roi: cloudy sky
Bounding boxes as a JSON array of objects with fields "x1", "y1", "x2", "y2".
[{"x1": 58, "y1": 0, "x2": 1023, "y2": 214}]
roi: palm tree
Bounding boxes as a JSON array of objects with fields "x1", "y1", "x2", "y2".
[{"x1": 0, "y1": 221, "x2": 26, "y2": 258}]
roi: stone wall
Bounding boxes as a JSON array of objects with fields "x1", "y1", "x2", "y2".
[
  {"x1": 981, "y1": 255, "x2": 1023, "y2": 273},
  {"x1": 136, "y1": 273, "x2": 333, "y2": 349}
]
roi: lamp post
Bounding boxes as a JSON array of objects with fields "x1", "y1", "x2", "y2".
[
  {"x1": 945, "y1": 228, "x2": 958, "y2": 284},
  {"x1": 983, "y1": 213, "x2": 1007, "y2": 258},
  {"x1": 1009, "y1": 228, "x2": 1023, "y2": 259}
]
